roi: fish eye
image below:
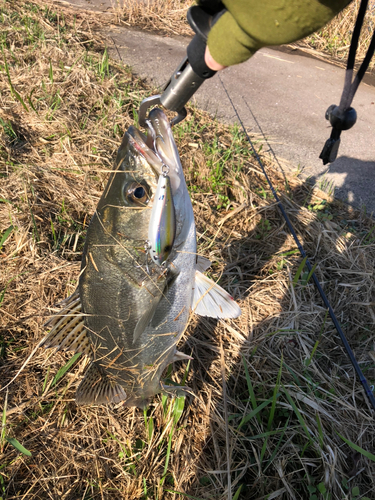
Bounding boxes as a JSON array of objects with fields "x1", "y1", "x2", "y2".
[
  {"x1": 134, "y1": 186, "x2": 145, "y2": 199},
  {"x1": 125, "y1": 181, "x2": 150, "y2": 206}
]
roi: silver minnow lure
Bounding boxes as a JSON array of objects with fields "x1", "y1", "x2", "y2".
[{"x1": 148, "y1": 171, "x2": 176, "y2": 266}]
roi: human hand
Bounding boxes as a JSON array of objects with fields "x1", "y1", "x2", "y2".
[{"x1": 204, "y1": 45, "x2": 227, "y2": 72}]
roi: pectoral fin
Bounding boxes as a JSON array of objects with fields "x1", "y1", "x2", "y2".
[
  {"x1": 133, "y1": 291, "x2": 164, "y2": 343},
  {"x1": 172, "y1": 351, "x2": 193, "y2": 362},
  {"x1": 76, "y1": 362, "x2": 127, "y2": 405},
  {"x1": 192, "y1": 271, "x2": 241, "y2": 319},
  {"x1": 41, "y1": 289, "x2": 91, "y2": 356},
  {"x1": 196, "y1": 255, "x2": 212, "y2": 272},
  {"x1": 161, "y1": 383, "x2": 194, "y2": 398}
]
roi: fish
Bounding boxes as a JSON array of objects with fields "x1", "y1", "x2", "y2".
[{"x1": 41, "y1": 108, "x2": 241, "y2": 408}]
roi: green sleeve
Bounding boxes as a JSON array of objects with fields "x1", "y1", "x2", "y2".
[{"x1": 203, "y1": 0, "x2": 352, "y2": 66}]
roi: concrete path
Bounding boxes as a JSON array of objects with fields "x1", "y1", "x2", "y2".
[
  {"x1": 54, "y1": 0, "x2": 123, "y2": 14},
  {"x1": 58, "y1": 0, "x2": 375, "y2": 212}
]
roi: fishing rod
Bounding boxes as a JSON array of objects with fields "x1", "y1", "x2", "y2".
[
  {"x1": 218, "y1": 74, "x2": 375, "y2": 413},
  {"x1": 138, "y1": 3, "x2": 375, "y2": 412}
]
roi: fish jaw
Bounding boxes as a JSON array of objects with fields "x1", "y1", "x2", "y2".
[{"x1": 146, "y1": 109, "x2": 194, "y2": 247}]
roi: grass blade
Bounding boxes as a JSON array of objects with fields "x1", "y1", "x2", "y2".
[
  {"x1": 161, "y1": 424, "x2": 174, "y2": 485},
  {"x1": 263, "y1": 418, "x2": 290, "y2": 473},
  {"x1": 363, "y1": 225, "x2": 375, "y2": 243},
  {"x1": 29, "y1": 208, "x2": 40, "y2": 243},
  {"x1": 173, "y1": 396, "x2": 185, "y2": 426},
  {"x1": 164, "y1": 491, "x2": 205, "y2": 500},
  {"x1": 292, "y1": 256, "x2": 307, "y2": 286},
  {"x1": 267, "y1": 356, "x2": 283, "y2": 431},
  {"x1": 337, "y1": 433, "x2": 375, "y2": 462},
  {"x1": 27, "y1": 88, "x2": 37, "y2": 113},
  {"x1": 238, "y1": 395, "x2": 280, "y2": 430},
  {"x1": 144, "y1": 409, "x2": 154, "y2": 443},
  {"x1": 6, "y1": 437, "x2": 32, "y2": 457},
  {"x1": 42, "y1": 367, "x2": 50, "y2": 394},
  {"x1": 283, "y1": 386, "x2": 311, "y2": 440},
  {"x1": 1, "y1": 44, "x2": 29, "y2": 112},
  {"x1": 303, "y1": 262, "x2": 317, "y2": 285},
  {"x1": 261, "y1": 356, "x2": 284, "y2": 462},
  {"x1": 306, "y1": 309, "x2": 329, "y2": 367},
  {"x1": 0, "y1": 225, "x2": 13, "y2": 251},
  {"x1": 316, "y1": 413, "x2": 324, "y2": 449},
  {"x1": 242, "y1": 355, "x2": 260, "y2": 423},
  {"x1": 49, "y1": 59, "x2": 54, "y2": 84},
  {"x1": 232, "y1": 484, "x2": 243, "y2": 500},
  {"x1": 181, "y1": 357, "x2": 191, "y2": 385},
  {"x1": 1, "y1": 390, "x2": 7, "y2": 453},
  {"x1": 63, "y1": 52, "x2": 85, "y2": 81},
  {"x1": 243, "y1": 427, "x2": 295, "y2": 441},
  {"x1": 51, "y1": 353, "x2": 81, "y2": 387}
]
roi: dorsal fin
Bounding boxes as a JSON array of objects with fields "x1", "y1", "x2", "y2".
[{"x1": 41, "y1": 289, "x2": 92, "y2": 356}]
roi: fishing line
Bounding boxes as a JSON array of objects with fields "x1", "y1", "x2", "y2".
[{"x1": 218, "y1": 74, "x2": 375, "y2": 412}]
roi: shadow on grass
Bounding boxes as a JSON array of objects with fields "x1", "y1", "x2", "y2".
[{"x1": 181, "y1": 172, "x2": 375, "y2": 499}]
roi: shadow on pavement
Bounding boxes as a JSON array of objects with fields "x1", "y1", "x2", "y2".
[{"x1": 310, "y1": 156, "x2": 375, "y2": 215}]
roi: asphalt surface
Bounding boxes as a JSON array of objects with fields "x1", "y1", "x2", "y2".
[{"x1": 57, "y1": 0, "x2": 375, "y2": 212}]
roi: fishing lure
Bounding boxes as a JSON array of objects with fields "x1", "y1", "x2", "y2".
[{"x1": 147, "y1": 166, "x2": 176, "y2": 266}]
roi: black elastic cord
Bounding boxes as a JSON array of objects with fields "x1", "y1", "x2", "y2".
[
  {"x1": 348, "y1": 28, "x2": 375, "y2": 102},
  {"x1": 320, "y1": 0, "x2": 375, "y2": 165},
  {"x1": 339, "y1": 0, "x2": 374, "y2": 111},
  {"x1": 346, "y1": 0, "x2": 368, "y2": 71},
  {"x1": 218, "y1": 75, "x2": 375, "y2": 412}
]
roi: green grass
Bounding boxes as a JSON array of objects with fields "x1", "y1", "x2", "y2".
[{"x1": 178, "y1": 117, "x2": 254, "y2": 209}]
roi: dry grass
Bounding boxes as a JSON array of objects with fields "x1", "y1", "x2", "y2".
[
  {"x1": 117, "y1": 0, "x2": 194, "y2": 37},
  {"x1": 304, "y1": 0, "x2": 375, "y2": 68},
  {"x1": 1, "y1": 2, "x2": 375, "y2": 499}
]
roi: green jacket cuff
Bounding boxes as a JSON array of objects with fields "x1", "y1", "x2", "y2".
[
  {"x1": 205, "y1": 0, "x2": 352, "y2": 67},
  {"x1": 207, "y1": 11, "x2": 261, "y2": 66}
]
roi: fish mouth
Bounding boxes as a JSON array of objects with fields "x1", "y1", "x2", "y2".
[
  {"x1": 127, "y1": 108, "x2": 193, "y2": 249},
  {"x1": 146, "y1": 108, "x2": 180, "y2": 171},
  {"x1": 127, "y1": 126, "x2": 162, "y2": 179},
  {"x1": 127, "y1": 109, "x2": 185, "y2": 198}
]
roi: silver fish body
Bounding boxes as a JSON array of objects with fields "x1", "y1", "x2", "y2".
[
  {"x1": 41, "y1": 109, "x2": 241, "y2": 408},
  {"x1": 79, "y1": 114, "x2": 195, "y2": 407}
]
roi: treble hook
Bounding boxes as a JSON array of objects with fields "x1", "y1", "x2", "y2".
[
  {"x1": 132, "y1": 241, "x2": 152, "y2": 276},
  {"x1": 144, "y1": 239, "x2": 151, "y2": 275}
]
